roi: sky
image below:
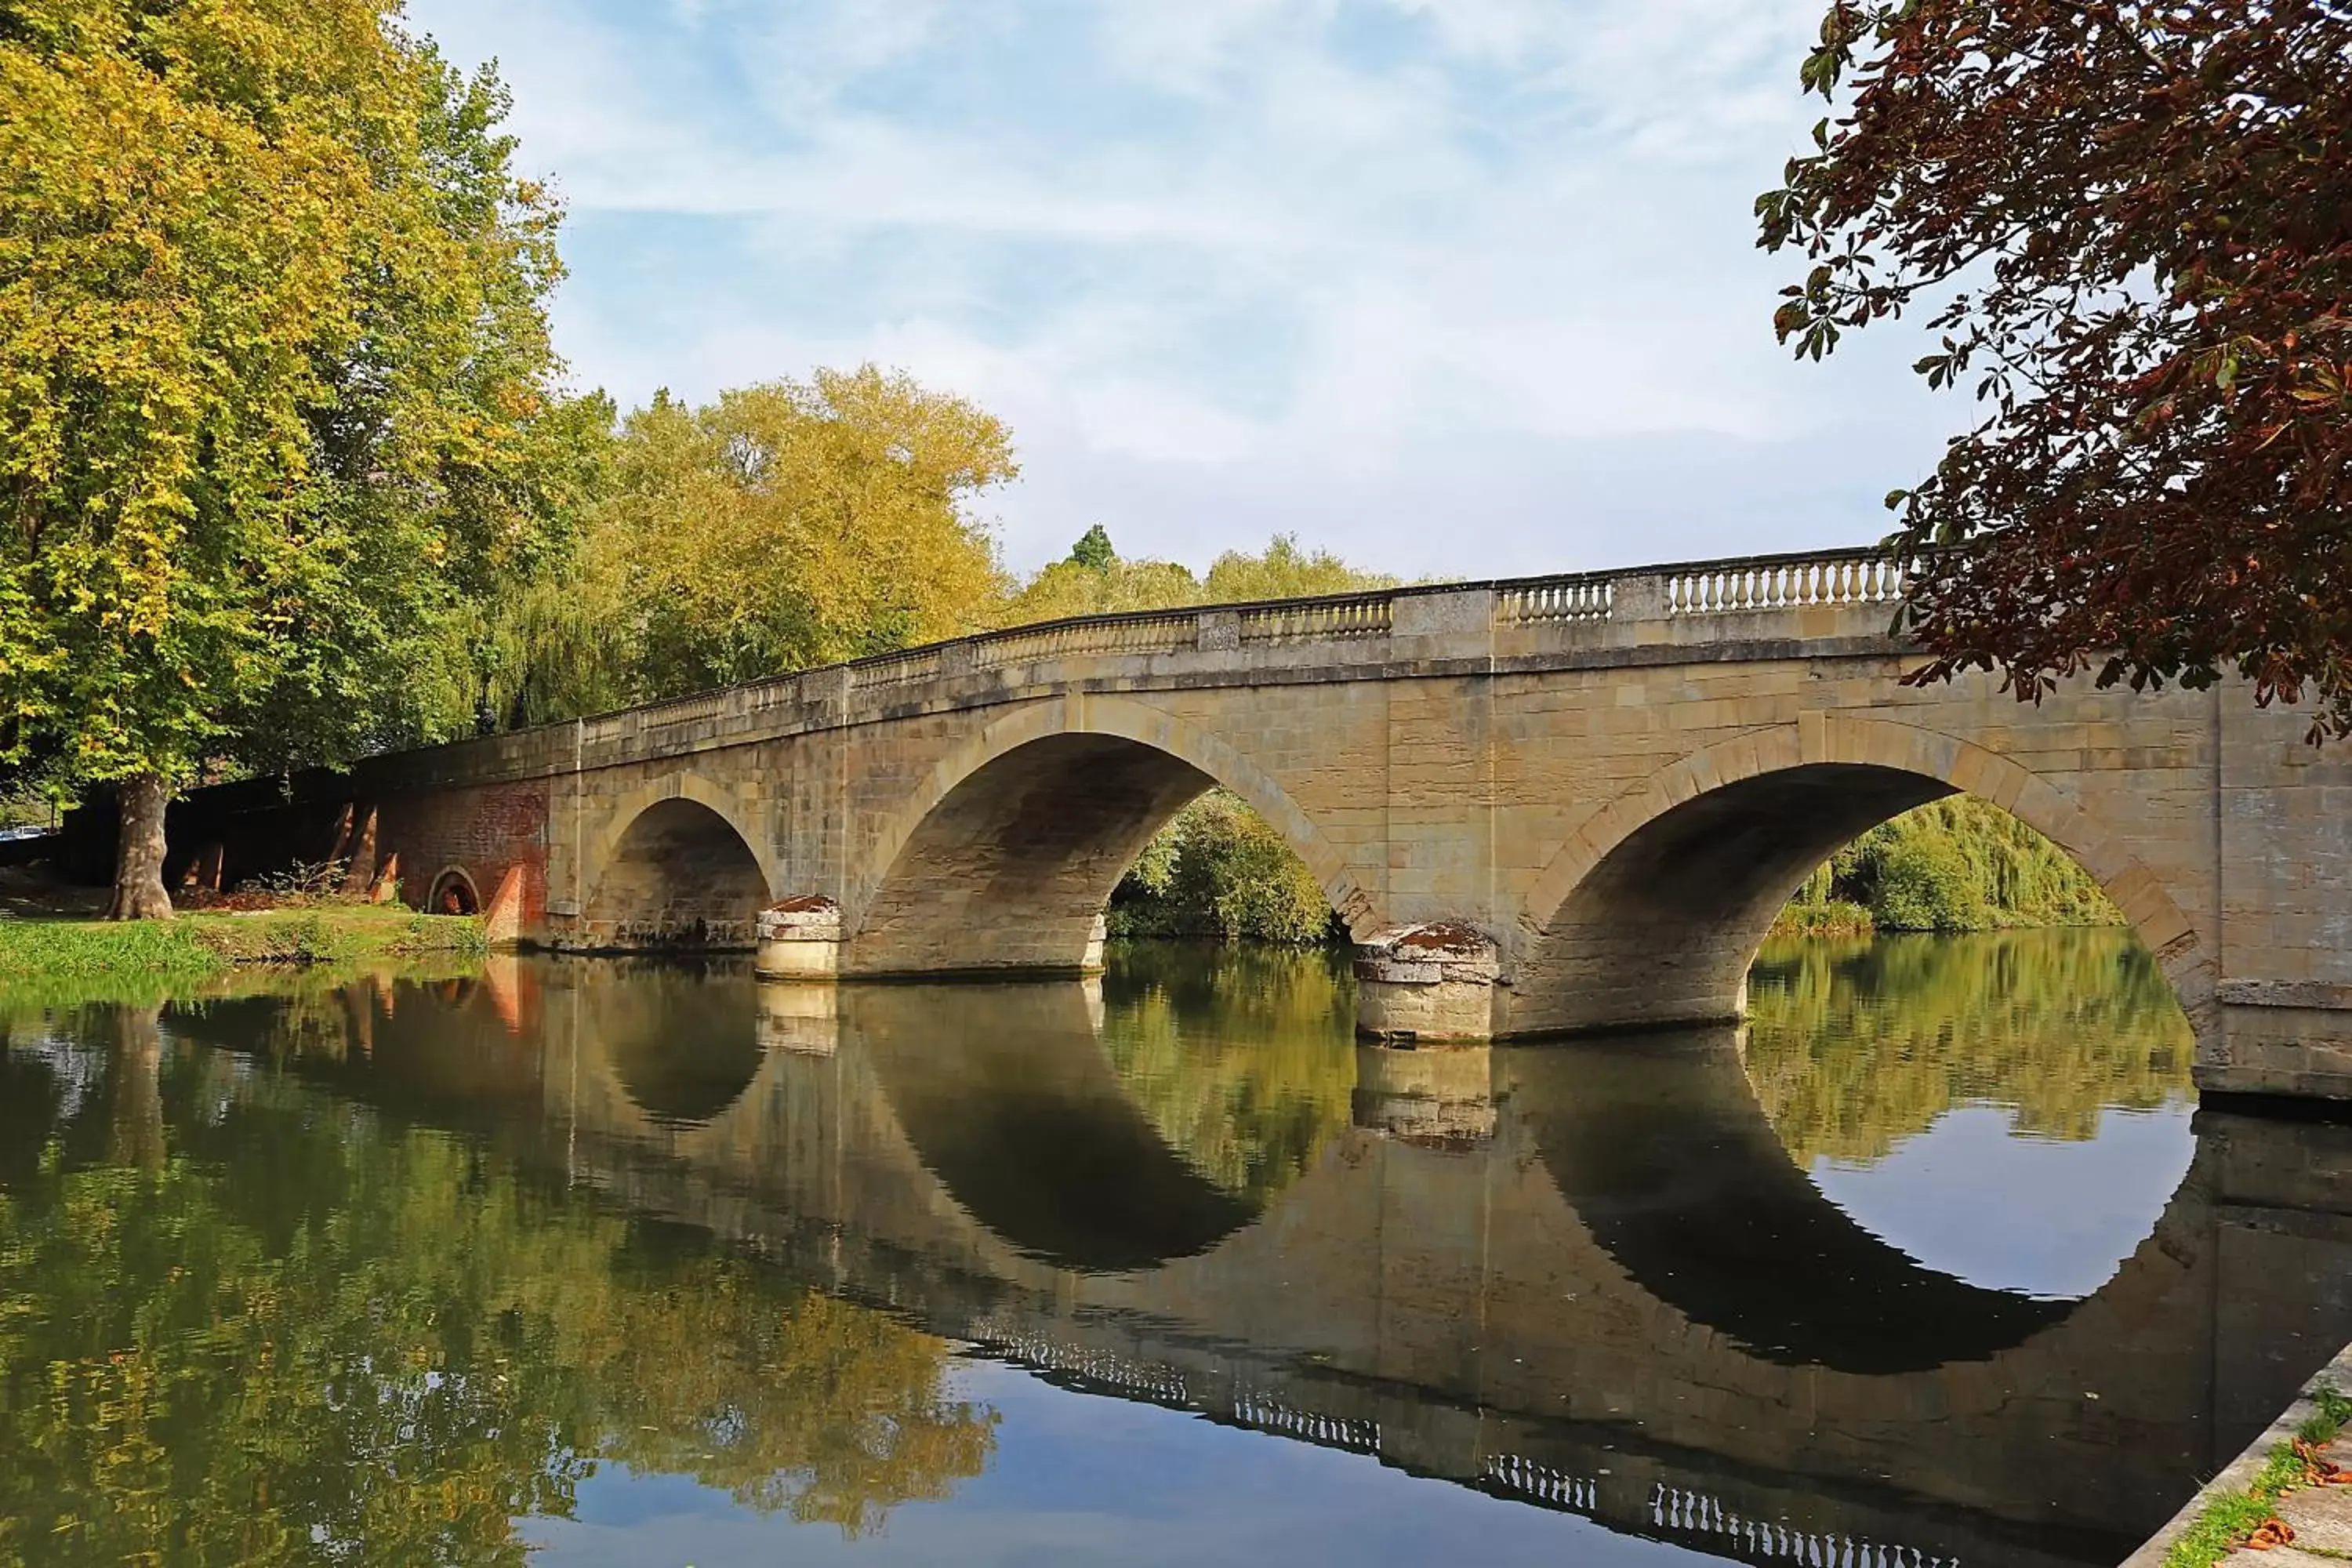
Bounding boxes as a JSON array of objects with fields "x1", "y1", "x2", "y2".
[{"x1": 401, "y1": 0, "x2": 1962, "y2": 580}]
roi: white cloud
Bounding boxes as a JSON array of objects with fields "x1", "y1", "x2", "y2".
[{"x1": 404, "y1": 0, "x2": 1953, "y2": 574}]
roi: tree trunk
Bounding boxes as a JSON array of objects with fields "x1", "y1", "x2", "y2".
[{"x1": 107, "y1": 772, "x2": 175, "y2": 921}]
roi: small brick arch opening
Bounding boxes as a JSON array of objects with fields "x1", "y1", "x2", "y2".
[
  {"x1": 853, "y1": 731, "x2": 1278, "y2": 978},
  {"x1": 427, "y1": 868, "x2": 481, "y2": 917},
  {"x1": 581, "y1": 797, "x2": 768, "y2": 953}
]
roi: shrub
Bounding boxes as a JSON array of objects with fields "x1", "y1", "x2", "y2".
[{"x1": 1109, "y1": 793, "x2": 1337, "y2": 946}]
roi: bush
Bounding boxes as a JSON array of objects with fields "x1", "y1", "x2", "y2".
[
  {"x1": 1870, "y1": 833, "x2": 1990, "y2": 931},
  {"x1": 1109, "y1": 793, "x2": 1338, "y2": 946}
]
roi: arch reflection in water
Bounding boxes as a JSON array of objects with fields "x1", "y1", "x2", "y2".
[
  {"x1": 557, "y1": 964, "x2": 1290, "y2": 1273},
  {"x1": 24, "y1": 944, "x2": 2352, "y2": 1568},
  {"x1": 1745, "y1": 929, "x2": 2198, "y2": 1301},
  {"x1": 1509, "y1": 1029, "x2": 2077, "y2": 1373},
  {"x1": 599, "y1": 961, "x2": 770, "y2": 1127},
  {"x1": 0, "y1": 1011, "x2": 997, "y2": 1562},
  {"x1": 839, "y1": 982, "x2": 1265, "y2": 1272}
]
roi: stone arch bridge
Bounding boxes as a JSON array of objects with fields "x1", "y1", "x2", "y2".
[{"x1": 154, "y1": 546, "x2": 2352, "y2": 1098}]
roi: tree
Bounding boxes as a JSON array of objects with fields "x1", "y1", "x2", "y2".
[
  {"x1": 994, "y1": 554, "x2": 1203, "y2": 626},
  {"x1": 1107, "y1": 790, "x2": 1338, "y2": 946},
  {"x1": 593, "y1": 369, "x2": 1015, "y2": 699},
  {"x1": 1068, "y1": 523, "x2": 1116, "y2": 572},
  {"x1": 1759, "y1": 2, "x2": 2352, "y2": 739},
  {"x1": 0, "y1": 0, "x2": 575, "y2": 916},
  {"x1": 1203, "y1": 534, "x2": 1399, "y2": 601},
  {"x1": 993, "y1": 532, "x2": 1400, "y2": 631}
]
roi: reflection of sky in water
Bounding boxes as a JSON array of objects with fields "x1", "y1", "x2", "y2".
[
  {"x1": 521, "y1": 1360, "x2": 1689, "y2": 1566},
  {"x1": 1807, "y1": 1102, "x2": 2197, "y2": 1300}
]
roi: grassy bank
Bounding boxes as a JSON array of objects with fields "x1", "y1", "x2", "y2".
[
  {"x1": 2164, "y1": 1383, "x2": 2352, "y2": 1567},
  {"x1": 0, "y1": 906, "x2": 485, "y2": 994}
]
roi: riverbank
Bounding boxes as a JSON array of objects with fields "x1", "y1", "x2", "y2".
[
  {"x1": 2124, "y1": 1341, "x2": 2352, "y2": 1568},
  {"x1": 0, "y1": 906, "x2": 485, "y2": 1007}
]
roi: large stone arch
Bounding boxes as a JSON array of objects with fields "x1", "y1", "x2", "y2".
[
  {"x1": 847, "y1": 693, "x2": 1379, "y2": 978},
  {"x1": 577, "y1": 773, "x2": 777, "y2": 952},
  {"x1": 1507, "y1": 714, "x2": 2212, "y2": 1040}
]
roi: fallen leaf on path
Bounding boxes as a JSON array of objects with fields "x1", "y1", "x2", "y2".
[{"x1": 2245, "y1": 1518, "x2": 2296, "y2": 1551}]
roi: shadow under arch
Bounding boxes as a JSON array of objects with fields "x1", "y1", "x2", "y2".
[
  {"x1": 1500, "y1": 1029, "x2": 2083, "y2": 1374},
  {"x1": 848, "y1": 695, "x2": 1377, "y2": 978},
  {"x1": 841, "y1": 981, "x2": 1258, "y2": 1272},
  {"x1": 1506, "y1": 717, "x2": 2212, "y2": 1039},
  {"x1": 581, "y1": 793, "x2": 771, "y2": 952}
]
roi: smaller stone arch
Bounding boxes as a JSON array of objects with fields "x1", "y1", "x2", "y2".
[
  {"x1": 848, "y1": 694, "x2": 1380, "y2": 977},
  {"x1": 1509, "y1": 715, "x2": 2212, "y2": 1039},
  {"x1": 586, "y1": 772, "x2": 779, "y2": 898},
  {"x1": 578, "y1": 774, "x2": 776, "y2": 953}
]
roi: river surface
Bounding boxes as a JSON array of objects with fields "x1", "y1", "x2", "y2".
[{"x1": 5, "y1": 931, "x2": 2352, "y2": 1566}]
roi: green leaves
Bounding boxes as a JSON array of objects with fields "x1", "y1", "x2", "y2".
[{"x1": 0, "y1": 1, "x2": 575, "y2": 807}]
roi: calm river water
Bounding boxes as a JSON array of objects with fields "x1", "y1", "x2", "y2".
[{"x1": 5, "y1": 931, "x2": 2352, "y2": 1566}]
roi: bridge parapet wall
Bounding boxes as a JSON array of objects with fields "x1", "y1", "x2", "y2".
[{"x1": 348, "y1": 546, "x2": 1922, "y2": 799}]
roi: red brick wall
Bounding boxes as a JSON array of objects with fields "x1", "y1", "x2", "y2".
[{"x1": 375, "y1": 780, "x2": 550, "y2": 926}]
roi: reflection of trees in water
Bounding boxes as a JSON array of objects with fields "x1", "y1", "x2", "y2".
[
  {"x1": 1744, "y1": 930, "x2": 2194, "y2": 1164},
  {"x1": 1097, "y1": 943, "x2": 1357, "y2": 1203},
  {"x1": 0, "y1": 1043, "x2": 996, "y2": 1564}
]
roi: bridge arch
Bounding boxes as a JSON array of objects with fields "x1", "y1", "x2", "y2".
[
  {"x1": 848, "y1": 694, "x2": 1379, "y2": 978},
  {"x1": 579, "y1": 775, "x2": 775, "y2": 952},
  {"x1": 1507, "y1": 716, "x2": 2212, "y2": 1039}
]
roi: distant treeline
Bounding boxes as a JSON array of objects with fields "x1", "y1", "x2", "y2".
[
  {"x1": 1107, "y1": 793, "x2": 1341, "y2": 946},
  {"x1": 1112, "y1": 789, "x2": 2125, "y2": 948}
]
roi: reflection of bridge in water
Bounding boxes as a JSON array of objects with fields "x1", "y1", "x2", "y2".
[{"x1": 224, "y1": 960, "x2": 2352, "y2": 1568}]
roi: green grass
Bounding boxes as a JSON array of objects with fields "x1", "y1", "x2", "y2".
[
  {"x1": 0, "y1": 906, "x2": 485, "y2": 1004},
  {"x1": 2165, "y1": 1385, "x2": 2352, "y2": 1568}
]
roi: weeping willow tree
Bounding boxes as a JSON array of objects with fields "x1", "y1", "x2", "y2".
[
  {"x1": 1777, "y1": 795, "x2": 2123, "y2": 936},
  {"x1": 456, "y1": 369, "x2": 1016, "y2": 728}
]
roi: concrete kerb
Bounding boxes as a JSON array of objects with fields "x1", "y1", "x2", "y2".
[{"x1": 2120, "y1": 1338, "x2": 2352, "y2": 1568}]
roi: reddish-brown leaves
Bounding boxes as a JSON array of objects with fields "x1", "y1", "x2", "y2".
[
  {"x1": 2246, "y1": 1517, "x2": 2297, "y2": 1549},
  {"x1": 1762, "y1": 2, "x2": 2352, "y2": 739}
]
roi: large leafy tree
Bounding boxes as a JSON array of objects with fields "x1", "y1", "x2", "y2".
[
  {"x1": 0, "y1": 0, "x2": 577, "y2": 916},
  {"x1": 587, "y1": 368, "x2": 1018, "y2": 699},
  {"x1": 1759, "y1": 2, "x2": 2352, "y2": 738}
]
